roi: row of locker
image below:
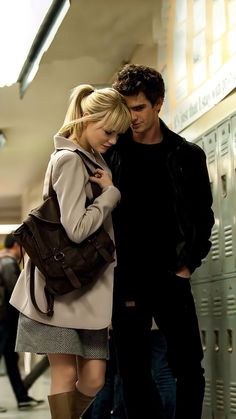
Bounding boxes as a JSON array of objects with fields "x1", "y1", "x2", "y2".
[
  {"x1": 192, "y1": 112, "x2": 236, "y2": 417},
  {"x1": 193, "y1": 277, "x2": 236, "y2": 418},
  {"x1": 193, "y1": 112, "x2": 236, "y2": 283}
]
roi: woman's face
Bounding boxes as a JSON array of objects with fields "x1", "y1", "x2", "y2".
[{"x1": 80, "y1": 118, "x2": 119, "y2": 153}]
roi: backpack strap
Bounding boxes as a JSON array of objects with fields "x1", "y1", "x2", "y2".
[
  {"x1": 74, "y1": 150, "x2": 102, "y2": 199},
  {"x1": 29, "y1": 263, "x2": 54, "y2": 317},
  {"x1": 49, "y1": 150, "x2": 101, "y2": 201}
]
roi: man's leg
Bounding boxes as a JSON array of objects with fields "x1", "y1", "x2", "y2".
[
  {"x1": 3, "y1": 331, "x2": 30, "y2": 402},
  {"x1": 154, "y1": 273, "x2": 205, "y2": 419},
  {"x1": 0, "y1": 323, "x2": 9, "y2": 413},
  {"x1": 112, "y1": 299, "x2": 164, "y2": 419},
  {"x1": 3, "y1": 327, "x2": 44, "y2": 409},
  {"x1": 150, "y1": 329, "x2": 176, "y2": 419}
]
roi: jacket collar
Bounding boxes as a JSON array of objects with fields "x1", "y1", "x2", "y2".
[
  {"x1": 116, "y1": 119, "x2": 186, "y2": 153},
  {"x1": 53, "y1": 134, "x2": 107, "y2": 169},
  {"x1": 54, "y1": 134, "x2": 83, "y2": 152},
  {"x1": 159, "y1": 119, "x2": 186, "y2": 153}
]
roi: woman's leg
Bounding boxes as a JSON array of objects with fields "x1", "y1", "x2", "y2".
[
  {"x1": 48, "y1": 353, "x2": 77, "y2": 394},
  {"x1": 47, "y1": 354, "x2": 106, "y2": 418},
  {"x1": 47, "y1": 353, "x2": 79, "y2": 419},
  {"x1": 76, "y1": 356, "x2": 106, "y2": 397}
]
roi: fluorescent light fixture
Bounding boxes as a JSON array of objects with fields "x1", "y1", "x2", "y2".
[
  {"x1": 0, "y1": 0, "x2": 70, "y2": 94},
  {"x1": 18, "y1": 0, "x2": 70, "y2": 97},
  {"x1": 0, "y1": 131, "x2": 6, "y2": 149},
  {"x1": 0, "y1": 0, "x2": 54, "y2": 88},
  {"x1": 0, "y1": 224, "x2": 20, "y2": 235}
]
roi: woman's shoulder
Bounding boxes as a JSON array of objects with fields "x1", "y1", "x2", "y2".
[{"x1": 51, "y1": 149, "x2": 85, "y2": 171}]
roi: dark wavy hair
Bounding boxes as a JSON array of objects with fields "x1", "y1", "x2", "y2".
[
  {"x1": 112, "y1": 64, "x2": 165, "y2": 105},
  {"x1": 4, "y1": 233, "x2": 16, "y2": 249}
]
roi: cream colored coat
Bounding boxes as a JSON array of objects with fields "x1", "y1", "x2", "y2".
[{"x1": 10, "y1": 135, "x2": 121, "y2": 329}]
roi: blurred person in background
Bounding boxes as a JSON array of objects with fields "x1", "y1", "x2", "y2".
[{"x1": 0, "y1": 233, "x2": 44, "y2": 411}]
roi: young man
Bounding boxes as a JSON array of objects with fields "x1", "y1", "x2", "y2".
[
  {"x1": 106, "y1": 64, "x2": 214, "y2": 418},
  {"x1": 0, "y1": 234, "x2": 44, "y2": 410}
]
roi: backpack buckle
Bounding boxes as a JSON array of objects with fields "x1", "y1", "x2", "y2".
[{"x1": 54, "y1": 252, "x2": 65, "y2": 261}]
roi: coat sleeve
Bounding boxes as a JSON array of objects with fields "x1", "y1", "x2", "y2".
[
  {"x1": 51, "y1": 150, "x2": 121, "y2": 243},
  {"x1": 179, "y1": 144, "x2": 215, "y2": 273}
]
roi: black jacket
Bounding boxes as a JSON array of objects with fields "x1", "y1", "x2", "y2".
[
  {"x1": 105, "y1": 119, "x2": 214, "y2": 274},
  {"x1": 0, "y1": 254, "x2": 20, "y2": 322}
]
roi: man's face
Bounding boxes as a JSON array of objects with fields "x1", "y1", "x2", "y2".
[
  {"x1": 124, "y1": 92, "x2": 163, "y2": 135},
  {"x1": 13, "y1": 242, "x2": 23, "y2": 261}
]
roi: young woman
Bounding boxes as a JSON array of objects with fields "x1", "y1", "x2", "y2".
[{"x1": 10, "y1": 85, "x2": 131, "y2": 419}]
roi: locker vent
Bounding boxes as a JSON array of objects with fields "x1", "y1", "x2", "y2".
[
  {"x1": 211, "y1": 229, "x2": 220, "y2": 260},
  {"x1": 200, "y1": 297, "x2": 210, "y2": 316},
  {"x1": 227, "y1": 294, "x2": 236, "y2": 315},
  {"x1": 224, "y1": 225, "x2": 233, "y2": 257},
  {"x1": 207, "y1": 149, "x2": 215, "y2": 164},
  {"x1": 204, "y1": 379, "x2": 212, "y2": 406},
  {"x1": 220, "y1": 139, "x2": 228, "y2": 156},
  {"x1": 230, "y1": 382, "x2": 236, "y2": 413},
  {"x1": 213, "y1": 296, "x2": 223, "y2": 316},
  {"x1": 216, "y1": 379, "x2": 224, "y2": 411}
]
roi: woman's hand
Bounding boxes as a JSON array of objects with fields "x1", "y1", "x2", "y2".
[
  {"x1": 90, "y1": 168, "x2": 113, "y2": 189},
  {"x1": 175, "y1": 266, "x2": 191, "y2": 279}
]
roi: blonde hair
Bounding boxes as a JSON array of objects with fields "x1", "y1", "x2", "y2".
[{"x1": 58, "y1": 84, "x2": 131, "y2": 142}]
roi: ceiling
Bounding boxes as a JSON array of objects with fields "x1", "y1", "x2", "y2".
[{"x1": 0, "y1": 0, "x2": 160, "y2": 223}]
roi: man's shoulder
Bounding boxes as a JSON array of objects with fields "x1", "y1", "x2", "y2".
[
  {"x1": 180, "y1": 139, "x2": 206, "y2": 159},
  {"x1": 0, "y1": 254, "x2": 17, "y2": 268},
  {"x1": 162, "y1": 120, "x2": 200, "y2": 149}
]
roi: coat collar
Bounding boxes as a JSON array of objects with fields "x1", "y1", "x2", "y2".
[
  {"x1": 115, "y1": 119, "x2": 186, "y2": 154},
  {"x1": 53, "y1": 134, "x2": 108, "y2": 170}
]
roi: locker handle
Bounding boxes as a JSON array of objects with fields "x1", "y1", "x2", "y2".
[
  {"x1": 227, "y1": 329, "x2": 233, "y2": 353},
  {"x1": 214, "y1": 330, "x2": 219, "y2": 352},
  {"x1": 210, "y1": 181, "x2": 213, "y2": 194},
  {"x1": 221, "y1": 174, "x2": 227, "y2": 198},
  {"x1": 201, "y1": 330, "x2": 207, "y2": 351}
]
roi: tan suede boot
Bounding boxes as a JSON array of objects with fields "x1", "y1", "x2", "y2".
[
  {"x1": 76, "y1": 389, "x2": 95, "y2": 417},
  {"x1": 48, "y1": 390, "x2": 94, "y2": 419},
  {"x1": 48, "y1": 391, "x2": 78, "y2": 419}
]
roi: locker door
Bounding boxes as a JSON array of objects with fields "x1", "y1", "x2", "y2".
[
  {"x1": 211, "y1": 281, "x2": 227, "y2": 419},
  {"x1": 203, "y1": 130, "x2": 221, "y2": 277},
  {"x1": 231, "y1": 115, "x2": 236, "y2": 271},
  {"x1": 192, "y1": 282, "x2": 214, "y2": 418},
  {"x1": 192, "y1": 138, "x2": 211, "y2": 283},
  {"x1": 224, "y1": 277, "x2": 236, "y2": 419},
  {"x1": 217, "y1": 121, "x2": 235, "y2": 274}
]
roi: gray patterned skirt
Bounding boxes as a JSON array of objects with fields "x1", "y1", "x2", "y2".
[{"x1": 16, "y1": 313, "x2": 109, "y2": 359}]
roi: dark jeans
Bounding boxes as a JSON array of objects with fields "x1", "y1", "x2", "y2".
[
  {"x1": 0, "y1": 323, "x2": 9, "y2": 353},
  {"x1": 84, "y1": 333, "x2": 125, "y2": 419},
  {"x1": 112, "y1": 272, "x2": 204, "y2": 419},
  {"x1": 0, "y1": 320, "x2": 28, "y2": 402},
  {"x1": 84, "y1": 330, "x2": 176, "y2": 419},
  {"x1": 150, "y1": 330, "x2": 176, "y2": 419}
]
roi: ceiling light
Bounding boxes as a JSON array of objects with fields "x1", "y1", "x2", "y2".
[
  {"x1": 18, "y1": 0, "x2": 70, "y2": 98},
  {"x1": 0, "y1": 0, "x2": 54, "y2": 88},
  {"x1": 0, "y1": 0, "x2": 70, "y2": 94}
]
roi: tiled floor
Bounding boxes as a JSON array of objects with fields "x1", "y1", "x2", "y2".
[{"x1": 0, "y1": 371, "x2": 50, "y2": 418}]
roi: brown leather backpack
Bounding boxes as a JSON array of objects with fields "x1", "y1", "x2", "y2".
[{"x1": 14, "y1": 151, "x2": 115, "y2": 317}]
